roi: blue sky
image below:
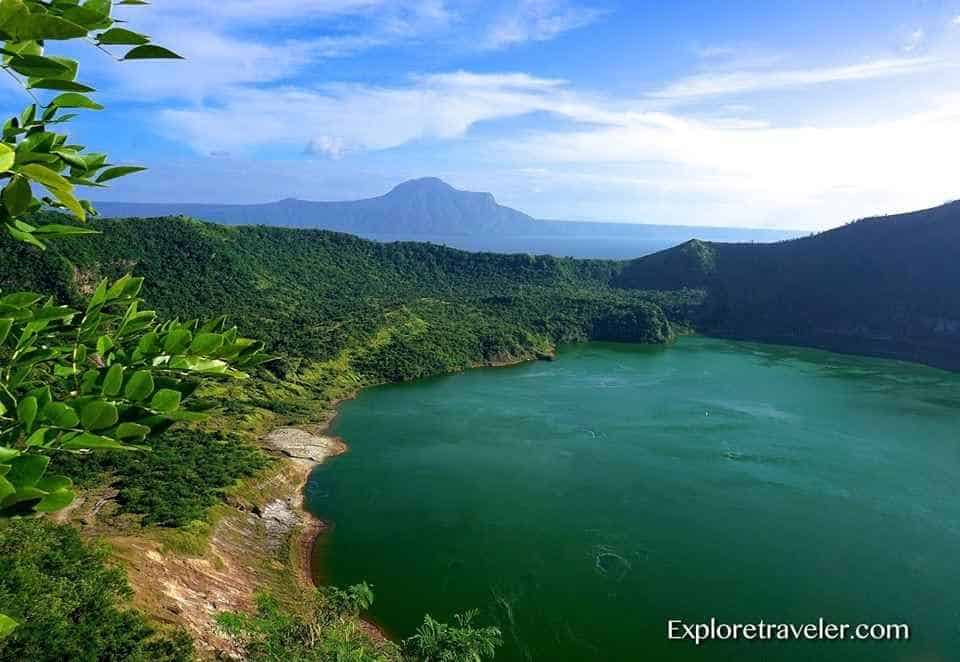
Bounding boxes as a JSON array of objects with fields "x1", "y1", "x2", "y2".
[{"x1": 12, "y1": 0, "x2": 960, "y2": 229}]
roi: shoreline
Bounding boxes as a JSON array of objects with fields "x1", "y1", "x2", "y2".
[
  {"x1": 262, "y1": 424, "x2": 348, "y2": 592},
  {"x1": 281, "y1": 351, "x2": 554, "y2": 643}
]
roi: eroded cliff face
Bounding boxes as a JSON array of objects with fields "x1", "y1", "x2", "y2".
[{"x1": 63, "y1": 427, "x2": 346, "y2": 658}]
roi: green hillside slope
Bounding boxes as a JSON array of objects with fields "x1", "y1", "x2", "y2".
[
  {"x1": 615, "y1": 201, "x2": 960, "y2": 369},
  {"x1": 1, "y1": 216, "x2": 696, "y2": 387}
]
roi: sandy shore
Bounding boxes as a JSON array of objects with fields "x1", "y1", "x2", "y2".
[{"x1": 262, "y1": 425, "x2": 347, "y2": 588}]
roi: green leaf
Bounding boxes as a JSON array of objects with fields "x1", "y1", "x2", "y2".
[
  {"x1": 84, "y1": 0, "x2": 114, "y2": 18},
  {"x1": 27, "y1": 78, "x2": 95, "y2": 92},
  {"x1": 0, "y1": 448, "x2": 19, "y2": 463},
  {"x1": 60, "y1": 433, "x2": 130, "y2": 451},
  {"x1": 0, "y1": 476, "x2": 14, "y2": 503},
  {"x1": 19, "y1": 163, "x2": 72, "y2": 192},
  {"x1": 0, "y1": 613, "x2": 17, "y2": 639},
  {"x1": 5, "y1": 221, "x2": 44, "y2": 248},
  {"x1": 96, "y1": 335, "x2": 114, "y2": 355},
  {"x1": 41, "y1": 402, "x2": 79, "y2": 428},
  {"x1": 3, "y1": 486, "x2": 47, "y2": 507},
  {"x1": 17, "y1": 396, "x2": 37, "y2": 430},
  {"x1": 81, "y1": 400, "x2": 118, "y2": 431},
  {"x1": 115, "y1": 422, "x2": 150, "y2": 440},
  {"x1": 102, "y1": 364, "x2": 124, "y2": 397},
  {"x1": 31, "y1": 223, "x2": 98, "y2": 237},
  {"x1": 3, "y1": 174, "x2": 33, "y2": 216},
  {"x1": 5, "y1": 453, "x2": 49, "y2": 489},
  {"x1": 7, "y1": 54, "x2": 70, "y2": 78},
  {"x1": 16, "y1": 14, "x2": 89, "y2": 40},
  {"x1": 0, "y1": 144, "x2": 13, "y2": 172},
  {"x1": 124, "y1": 370, "x2": 154, "y2": 401},
  {"x1": 34, "y1": 487, "x2": 75, "y2": 512},
  {"x1": 163, "y1": 328, "x2": 192, "y2": 353},
  {"x1": 150, "y1": 389, "x2": 182, "y2": 413},
  {"x1": 24, "y1": 428, "x2": 50, "y2": 448},
  {"x1": 189, "y1": 332, "x2": 224, "y2": 355},
  {"x1": 97, "y1": 27, "x2": 149, "y2": 45},
  {"x1": 123, "y1": 45, "x2": 183, "y2": 60},
  {"x1": 0, "y1": 318, "x2": 11, "y2": 344},
  {"x1": 48, "y1": 185, "x2": 86, "y2": 221},
  {"x1": 95, "y1": 165, "x2": 146, "y2": 183},
  {"x1": 32, "y1": 305, "x2": 75, "y2": 322},
  {"x1": 0, "y1": 292, "x2": 42, "y2": 308},
  {"x1": 52, "y1": 148, "x2": 89, "y2": 169},
  {"x1": 50, "y1": 93, "x2": 104, "y2": 111},
  {"x1": 168, "y1": 356, "x2": 230, "y2": 374},
  {"x1": 36, "y1": 474, "x2": 72, "y2": 493},
  {"x1": 61, "y1": 5, "x2": 111, "y2": 29}
]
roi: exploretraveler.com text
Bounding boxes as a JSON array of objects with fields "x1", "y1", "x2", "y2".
[{"x1": 667, "y1": 618, "x2": 910, "y2": 645}]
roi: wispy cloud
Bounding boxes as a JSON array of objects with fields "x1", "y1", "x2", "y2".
[
  {"x1": 953, "y1": 15, "x2": 960, "y2": 26},
  {"x1": 103, "y1": 1, "x2": 602, "y2": 101},
  {"x1": 648, "y1": 57, "x2": 938, "y2": 99},
  {"x1": 154, "y1": 67, "x2": 960, "y2": 228},
  {"x1": 484, "y1": 0, "x2": 605, "y2": 49},
  {"x1": 902, "y1": 28, "x2": 925, "y2": 53},
  {"x1": 159, "y1": 72, "x2": 579, "y2": 155}
]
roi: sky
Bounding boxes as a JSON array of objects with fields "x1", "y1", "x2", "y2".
[{"x1": 10, "y1": 0, "x2": 960, "y2": 229}]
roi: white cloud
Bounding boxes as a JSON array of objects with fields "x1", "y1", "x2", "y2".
[
  {"x1": 902, "y1": 28, "x2": 925, "y2": 53},
  {"x1": 129, "y1": 0, "x2": 406, "y2": 24},
  {"x1": 953, "y1": 16, "x2": 960, "y2": 26},
  {"x1": 101, "y1": 0, "x2": 599, "y2": 101},
  {"x1": 648, "y1": 57, "x2": 938, "y2": 99},
  {"x1": 101, "y1": 29, "x2": 313, "y2": 101},
  {"x1": 484, "y1": 0, "x2": 605, "y2": 49},
  {"x1": 159, "y1": 72, "x2": 575, "y2": 155},
  {"x1": 156, "y1": 70, "x2": 960, "y2": 229}
]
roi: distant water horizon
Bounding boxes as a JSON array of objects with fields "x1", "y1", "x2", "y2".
[{"x1": 357, "y1": 233, "x2": 684, "y2": 259}]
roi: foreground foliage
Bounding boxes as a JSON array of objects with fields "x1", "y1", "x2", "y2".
[
  {"x1": 0, "y1": 518, "x2": 192, "y2": 662},
  {"x1": 217, "y1": 587, "x2": 502, "y2": 662},
  {"x1": 0, "y1": 276, "x2": 267, "y2": 518},
  {"x1": 0, "y1": 0, "x2": 180, "y2": 248},
  {"x1": 404, "y1": 611, "x2": 502, "y2": 662}
]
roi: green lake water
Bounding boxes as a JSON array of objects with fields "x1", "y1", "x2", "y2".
[{"x1": 306, "y1": 337, "x2": 960, "y2": 661}]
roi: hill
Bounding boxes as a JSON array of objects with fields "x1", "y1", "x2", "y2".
[
  {"x1": 1, "y1": 215, "x2": 698, "y2": 386},
  {"x1": 93, "y1": 178, "x2": 798, "y2": 258},
  {"x1": 614, "y1": 201, "x2": 960, "y2": 370}
]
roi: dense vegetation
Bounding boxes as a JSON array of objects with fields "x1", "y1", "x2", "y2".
[
  {"x1": 615, "y1": 201, "x2": 960, "y2": 370},
  {"x1": 50, "y1": 429, "x2": 269, "y2": 527},
  {"x1": 0, "y1": 519, "x2": 192, "y2": 662},
  {"x1": 1, "y1": 214, "x2": 697, "y2": 382},
  {"x1": 217, "y1": 586, "x2": 501, "y2": 662}
]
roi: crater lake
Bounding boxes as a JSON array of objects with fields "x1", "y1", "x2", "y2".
[{"x1": 306, "y1": 337, "x2": 960, "y2": 661}]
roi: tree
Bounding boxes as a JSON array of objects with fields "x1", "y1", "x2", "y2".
[
  {"x1": 402, "y1": 611, "x2": 502, "y2": 662},
  {"x1": 0, "y1": 517, "x2": 193, "y2": 661},
  {"x1": 216, "y1": 588, "x2": 402, "y2": 662},
  {"x1": 0, "y1": 0, "x2": 264, "y2": 639},
  {"x1": 216, "y1": 588, "x2": 503, "y2": 662}
]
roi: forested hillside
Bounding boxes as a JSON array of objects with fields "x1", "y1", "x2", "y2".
[
  {"x1": 615, "y1": 201, "x2": 960, "y2": 370},
  {"x1": 1, "y1": 215, "x2": 698, "y2": 386}
]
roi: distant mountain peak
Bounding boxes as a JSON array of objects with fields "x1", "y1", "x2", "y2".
[{"x1": 387, "y1": 177, "x2": 457, "y2": 196}]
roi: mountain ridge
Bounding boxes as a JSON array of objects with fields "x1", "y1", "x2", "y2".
[
  {"x1": 92, "y1": 177, "x2": 798, "y2": 251},
  {"x1": 615, "y1": 199, "x2": 960, "y2": 370}
]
